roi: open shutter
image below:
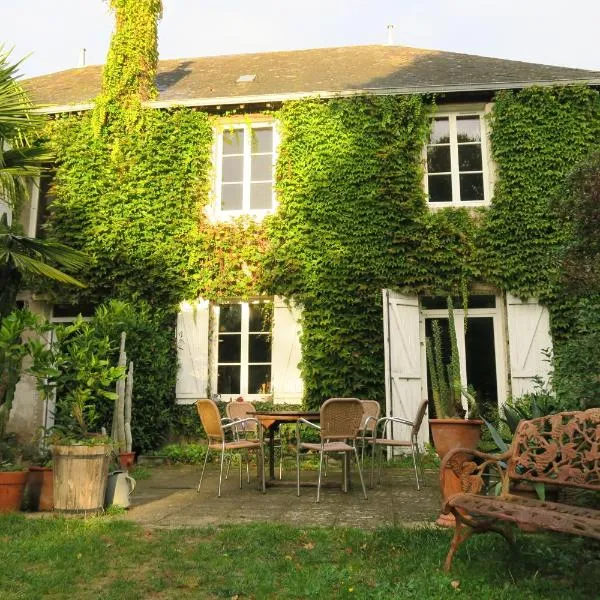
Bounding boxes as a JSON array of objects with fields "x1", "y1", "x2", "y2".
[
  {"x1": 271, "y1": 296, "x2": 303, "y2": 404},
  {"x1": 383, "y1": 290, "x2": 426, "y2": 444},
  {"x1": 506, "y1": 294, "x2": 552, "y2": 398},
  {"x1": 176, "y1": 301, "x2": 210, "y2": 404}
]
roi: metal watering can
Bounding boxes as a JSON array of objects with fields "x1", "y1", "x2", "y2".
[{"x1": 105, "y1": 470, "x2": 136, "y2": 509}]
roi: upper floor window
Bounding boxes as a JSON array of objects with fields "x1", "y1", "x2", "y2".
[
  {"x1": 216, "y1": 301, "x2": 272, "y2": 397},
  {"x1": 425, "y1": 113, "x2": 489, "y2": 206},
  {"x1": 217, "y1": 124, "x2": 275, "y2": 216}
]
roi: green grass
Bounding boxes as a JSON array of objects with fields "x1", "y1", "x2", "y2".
[{"x1": 0, "y1": 515, "x2": 598, "y2": 599}]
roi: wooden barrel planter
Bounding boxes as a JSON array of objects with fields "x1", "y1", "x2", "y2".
[
  {"x1": 27, "y1": 467, "x2": 54, "y2": 511},
  {"x1": 0, "y1": 471, "x2": 28, "y2": 512},
  {"x1": 52, "y1": 445, "x2": 110, "y2": 513}
]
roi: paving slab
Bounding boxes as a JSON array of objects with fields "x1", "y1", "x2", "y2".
[{"x1": 125, "y1": 464, "x2": 441, "y2": 530}]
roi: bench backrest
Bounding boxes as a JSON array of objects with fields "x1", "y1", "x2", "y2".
[{"x1": 507, "y1": 408, "x2": 600, "y2": 491}]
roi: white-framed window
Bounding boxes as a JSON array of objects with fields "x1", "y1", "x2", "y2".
[
  {"x1": 213, "y1": 300, "x2": 273, "y2": 398},
  {"x1": 425, "y1": 113, "x2": 490, "y2": 206},
  {"x1": 215, "y1": 123, "x2": 276, "y2": 218}
]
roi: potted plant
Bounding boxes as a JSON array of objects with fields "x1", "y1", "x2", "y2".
[
  {"x1": 426, "y1": 297, "x2": 483, "y2": 526},
  {"x1": 28, "y1": 317, "x2": 125, "y2": 513}
]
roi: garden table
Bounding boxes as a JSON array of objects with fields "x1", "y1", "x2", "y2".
[{"x1": 249, "y1": 411, "x2": 320, "y2": 482}]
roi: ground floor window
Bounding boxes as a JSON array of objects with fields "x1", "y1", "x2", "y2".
[{"x1": 215, "y1": 301, "x2": 272, "y2": 397}]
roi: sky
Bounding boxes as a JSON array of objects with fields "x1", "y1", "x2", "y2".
[{"x1": 1, "y1": 0, "x2": 599, "y2": 80}]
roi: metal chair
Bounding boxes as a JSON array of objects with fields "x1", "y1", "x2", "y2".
[
  {"x1": 226, "y1": 399, "x2": 284, "y2": 481},
  {"x1": 296, "y1": 398, "x2": 368, "y2": 502},
  {"x1": 371, "y1": 399, "x2": 428, "y2": 490},
  {"x1": 196, "y1": 398, "x2": 265, "y2": 497}
]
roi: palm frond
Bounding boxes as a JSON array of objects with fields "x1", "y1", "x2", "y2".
[{"x1": 8, "y1": 252, "x2": 86, "y2": 288}]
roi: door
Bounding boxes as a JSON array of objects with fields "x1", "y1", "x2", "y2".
[
  {"x1": 421, "y1": 294, "x2": 507, "y2": 421},
  {"x1": 383, "y1": 290, "x2": 427, "y2": 445}
]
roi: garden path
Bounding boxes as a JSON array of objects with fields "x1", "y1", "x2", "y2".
[{"x1": 125, "y1": 464, "x2": 440, "y2": 529}]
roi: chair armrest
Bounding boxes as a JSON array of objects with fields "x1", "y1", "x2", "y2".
[
  {"x1": 362, "y1": 415, "x2": 378, "y2": 433},
  {"x1": 377, "y1": 416, "x2": 414, "y2": 428},
  {"x1": 297, "y1": 418, "x2": 320, "y2": 429},
  {"x1": 440, "y1": 447, "x2": 512, "y2": 506},
  {"x1": 222, "y1": 417, "x2": 261, "y2": 430}
]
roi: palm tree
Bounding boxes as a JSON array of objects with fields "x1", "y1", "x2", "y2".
[{"x1": 0, "y1": 47, "x2": 88, "y2": 319}]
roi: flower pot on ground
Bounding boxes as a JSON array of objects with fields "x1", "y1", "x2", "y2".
[
  {"x1": 118, "y1": 451, "x2": 136, "y2": 469},
  {"x1": 426, "y1": 298, "x2": 483, "y2": 527},
  {"x1": 27, "y1": 466, "x2": 53, "y2": 511},
  {"x1": 0, "y1": 469, "x2": 28, "y2": 512}
]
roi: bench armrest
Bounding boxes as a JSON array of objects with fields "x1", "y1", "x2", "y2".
[{"x1": 440, "y1": 447, "x2": 512, "y2": 506}]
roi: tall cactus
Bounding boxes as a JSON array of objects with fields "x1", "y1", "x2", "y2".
[
  {"x1": 425, "y1": 297, "x2": 467, "y2": 419},
  {"x1": 112, "y1": 331, "x2": 134, "y2": 453}
]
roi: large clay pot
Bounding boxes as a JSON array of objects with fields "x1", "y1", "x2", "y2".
[
  {"x1": 27, "y1": 467, "x2": 54, "y2": 511},
  {"x1": 118, "y1": 452, "x2": 136, "y2": 470},
  {"x1": 52, "y1": 444, "x2": 110, "y2": 513},
  {"x1": 430, "y1": 418, "x2": 483, "y2": 527},
  {"x1": 0, "y1": 471, "x2": 28, "y2": 512}
]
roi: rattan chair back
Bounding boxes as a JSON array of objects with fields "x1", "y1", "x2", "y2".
[
  {"x1": 411, "y1": 400, "x2": 429, "y2": 438},
  {"x1": 360, "y1": 400, "x2": 381, "y2": 433},
  {"x1": 227, "y1": 400, "x2": 258, "y2": 434},
  {"x1": 320, "y1": 398, "x2": 363, "y2": 440},
  {"x1": 196, "y1": 399, "x2": 224, "y2": 443}
]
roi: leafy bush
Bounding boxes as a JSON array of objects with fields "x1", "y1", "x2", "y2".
[{"x1": 157, "y1": 443, "x2": 208, "y2": 464}]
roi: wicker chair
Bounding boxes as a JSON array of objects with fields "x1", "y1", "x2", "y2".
[
  {"x1": 371, "y1": 399, "x2": 428, "y2": 490},
  {"x1": 226, "y1": 400, "x2": 284, "y2": 481},
  {"x1": 296, "y1": 398, "x2": 368, "y2": 502},
  {"x1": 196, "y1": 398, "x2": 265, "y2": 497},
  {"x1": 359, "y1": 400, "x2": 381, "y2": 472}
]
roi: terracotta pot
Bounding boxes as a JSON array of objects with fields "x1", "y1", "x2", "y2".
[
  {"x1": 27, "y1": 467, "x2": 54, "y2": 511},
  {"x1": 118, "y1": 452, "x2": 136, "y2": 469},
  {"x1": 52, "y1": 444, "x2": 110, "y2": 513},
  {"x1": 430, "y1": 418, "x2": 483, "y2": 527},
  {"x1": 0, "y1": 471, "x2": 28, "y2": 512}
]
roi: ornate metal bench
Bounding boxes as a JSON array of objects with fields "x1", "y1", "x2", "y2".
[{"x1": 440, "y1": 408, "x2": 600, "y2": 571}]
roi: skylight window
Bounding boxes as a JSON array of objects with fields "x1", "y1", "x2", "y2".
[{"x1": 236, "y1": 74, "x2": 256, "y2": 83}]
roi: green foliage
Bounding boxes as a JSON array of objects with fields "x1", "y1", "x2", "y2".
[
  {"x1": 0, "y1": 310, "x2": 44, "y2": 440},
  {"x1": 480, "y1": 85, "x2": 600, "y2": 299},
  {"x1": 157, "y1": 442, "x2": 208, "y2": 464},
  {"x1": 27, "y1": 317, "x2": 125, "y2": 442},
  {"x1": 264, "y1": 95, "x2": 432, "y2": 408}
]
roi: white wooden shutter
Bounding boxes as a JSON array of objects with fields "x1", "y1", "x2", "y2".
[
  {"x1": 176, "y1": 301, "x2": 210, "y2": 404},
  {"x1": 506, "y1": 294, "x2": 552, "y2": 398},
  {"x1": 271, "y1": 296, "x2": 303, "y2": 404},
  {"x1": 383, "y1": 290, "x2": 427, "y2": 445}
]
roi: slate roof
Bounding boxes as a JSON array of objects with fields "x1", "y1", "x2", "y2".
[{"x1": 23, "y1": 45, "x2": 600, "y2": 111}]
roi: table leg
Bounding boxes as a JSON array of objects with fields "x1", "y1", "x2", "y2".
[{"x1": 268, "y1": 425, "x2": 276, "y2": 480}]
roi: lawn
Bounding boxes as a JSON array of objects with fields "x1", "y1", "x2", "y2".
[{"x1": 1, "y1": 515, "x2": 598, "y2": 599}]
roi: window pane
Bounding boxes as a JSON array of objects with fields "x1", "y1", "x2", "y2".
[
  {"x1": 458, "y1": 145, "x2": 482, "y2": 172},
  {"x1": 430, "y1": 118, "x2": 449, "y2": 144},
  {"x1": 250, "y1": 182, "x2": 273, "y2": 209},
  {"x1": 249, "y1": 333, "x2": 271, "y2": 363},
  {"x1": 221, "y1": 183, "x2": 243, "y2": 210},
  {"x1": 422, "y1": 295, "x2": 496, "y2": 310},
  {"x1": 456, "y1": 117, "x2": 481, "y2": 142},
  {"x1": 459, "y1": 173, "x2": 484, "y2": 201},
  {"x1": 222, "y1": 130, "x2": 244, "y2": 155},
  {"x1": 218, "y1": 334, "x2": 241, "y2": 363},
  {"x1": 218, "y1": 365, "x2": 240, "y2": 394},
  {"x1": 427, "y1": 145, "x2": 451, "y2": 173},
  {"x1": 251, "y1": 128, "x2": 273, "y2": 153},
  {"x1": 251, "y1": 154, "x2": 273, "y2": 181},
  {"x1": 428, "y1": 174, "x2": 452, "y2": 203},
  {"x1": 219, "y1": 304, "x2": 241, "y2": 332},
  {"x1": 249, "y1": 304, "x2": 272, "y2": 331},
  {"x1": 248, "y1": 365, "x2": 271, "y2": 394},
  {"x1": 222, "y1": 155, "x2": 243, "y2": 182}
]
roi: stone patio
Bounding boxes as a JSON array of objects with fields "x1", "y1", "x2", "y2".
[{"x1": 126, "y1": 463, "x2": 441, "y2": 529}]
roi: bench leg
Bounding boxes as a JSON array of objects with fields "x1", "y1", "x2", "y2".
[
  {"x1": 443, "y1": 512, "x2": 473, "y2": 572},
  {"x1": 488, "y1": 522, "x2": 516, "y2": 548}
]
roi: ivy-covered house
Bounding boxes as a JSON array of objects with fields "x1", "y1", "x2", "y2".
[{"x1": 12, "y1": 43, "x2": 600, "y2": 447}]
